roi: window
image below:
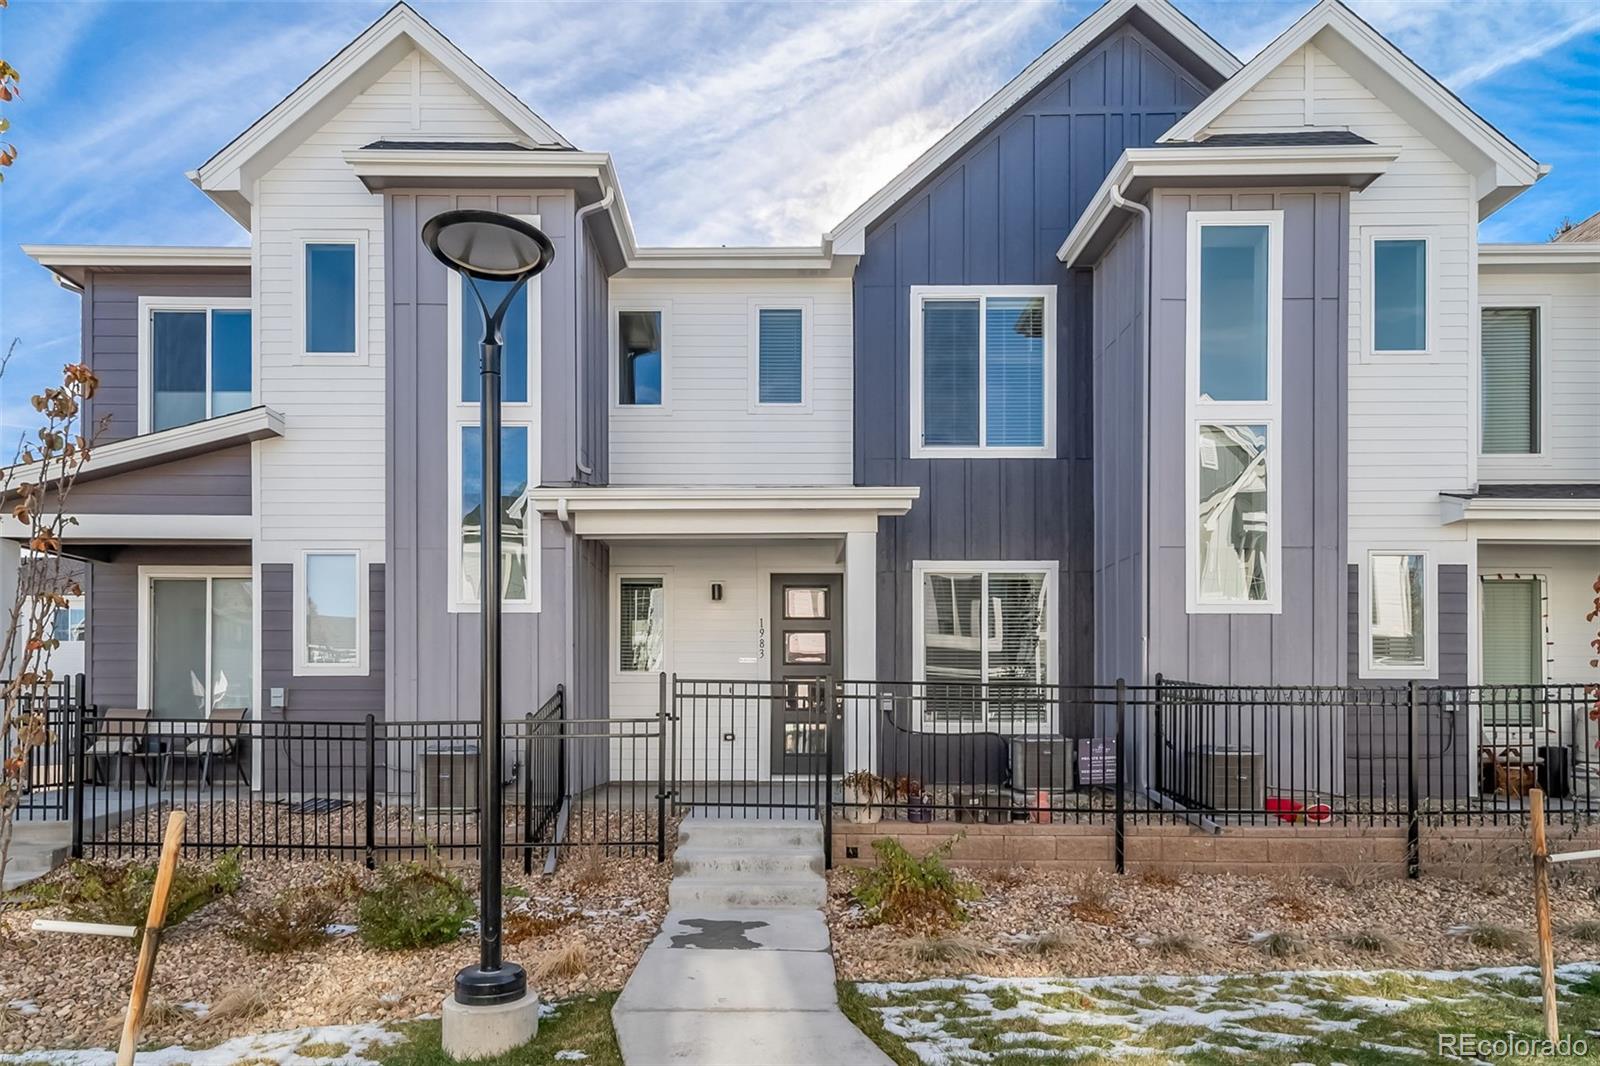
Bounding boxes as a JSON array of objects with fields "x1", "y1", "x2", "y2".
[
  {"x1": 48, "y1": 598, "x2": 85, "y2": 642},
  {"x1": 305, "y1": 242, "x2": 357, "y2": 354},
  {"x1": 1186, "y1": 212, "x2": 1282, "y2": 613},
  {"x1": 617, "y1": 309, "x2": 663, "y2": 406},
  {"x1": 752, "y1": 305, "x2": 806, "y2": 407},
  {"x1": 910, "y1": 286, "x2": 1055, "y2": 457},
  {"x1": 1365, "y1": 552, "x2": 1431, "y2": 676},
  {"x1": 618, "y1": 577, "x2": 665, "y2": 673},
  {"x1": 139, "y1": 299, "x2": 252, "y2": 433},
  {"x1": 447, "y1": 234, "x2": 540, "y2": 613},
  {"x1": 139, "y1": 569, "x2": 252, "y2": 719},
  {"x1": 296, "y1": 551, "x2": 365, "y2": 674},
  {"x1": 1480, "y1": 576, "x2": 1545, "y2": 725},
  {"x1": 1482, "y1": 307, "x2": 1540, "y2": 454},
  {"x1": 1370, "y1": 236, "x2": 1429, "y2": 354},
  {"x1": 913, "y1": 562, "x2": 1055, "y2": 729}
]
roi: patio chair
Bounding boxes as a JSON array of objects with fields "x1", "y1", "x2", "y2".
[
  {"x1": 86, "y1": 708, "x2": 152, "y2": 787},
  {"x1": 160, "y1": 707, "x2": 250, "y2": 787}
]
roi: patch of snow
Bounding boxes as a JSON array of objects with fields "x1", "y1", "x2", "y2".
[
  {"x1": 324, "y1": 923, "x2": 357, "y2": 938},
  {"x1": 4, "y1": 1000, "x2": 39, "y2": 1016},
  {"x1": 554, "y1": 1052, "x2": 589, "y2": 1061},
  {"x1": 0, "y1": 1020, "x2": 406, "y2": 1066}
]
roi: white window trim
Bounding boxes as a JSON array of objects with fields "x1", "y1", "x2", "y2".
[
  {"x1": 1364, "y1": 230, "x2": 1436, "y2": 359},
  {"x1": 611, "y1": 569, "x2": 672, "y2": 682},
  {"x1": 1184, "y1": 211, "x2": 1283, "y2": 615},
  {"x1": 1477, "y1": 297, "x2": 1551, "y2": 462},
  {"x1": 136, "y1": 295, "x2": 253, "y2": 435},
  {"x1": 611, "y1": 302, "x2": 671, "y2": 413},
  {"x1": 294, "y1": 231, "x2": 368, "y2": 364},
  {"x1": 908, "y1": 285, "x2": 1057, "y2": 459},
  {"x1": 293, "y1": 549, "x2": 368, "y2": 676},
  {"x1": 910, "y1": 559, "x2": 1059, "y2": 733},
  {"x1": 1359, "y1": 549, "x2": 1437, "y2": 679},
  {"x1": 747, "y1": 298, "x2": 814, "y2": 414},
  {"x1": 135, "y1": 565, "x2": 254, "y2": 717},
  {"x1": 446, "y1": 225, "x2": 542, "y2": 615}
]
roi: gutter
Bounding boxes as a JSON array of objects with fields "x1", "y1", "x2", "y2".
[
  {"x1": 572, "y1": 187, "x2": 615, "y2": 479},
  {"x1": 1107, "y1": 184, "x2": 1153, "y2": 688}
]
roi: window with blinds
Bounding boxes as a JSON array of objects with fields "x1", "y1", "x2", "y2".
[
  {"x1": 919, "y1": 566, "x2": 1052, "y2": 728},
  {"x1": 1481, "y1": 577, "x2": 1542, "y2": 725},
  {"x1": 914, "y1": 288, "x2": 1053, "y2": 456},
  {"x1": 757, "y1": 308, "x2": 804, "y2": 405},
  {"x1": 1481, "y1": 308, "x2": 1539, "y2": 454},
  {"x1": 618, "y1": 577, "x2": 665, "y2": 673}
]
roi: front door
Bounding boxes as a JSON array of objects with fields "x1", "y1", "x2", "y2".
[{"x1": 769, "y1": 574, "x2": 843, "y2": 776}]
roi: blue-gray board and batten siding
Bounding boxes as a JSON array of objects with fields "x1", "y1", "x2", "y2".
[{"x1": 852, "y1": 23, "x2": 1223, "y2": 716}]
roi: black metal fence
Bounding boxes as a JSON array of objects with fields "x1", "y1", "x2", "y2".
[{"x1": 4, "y1": 674, "x2": 88, "y2": 820}]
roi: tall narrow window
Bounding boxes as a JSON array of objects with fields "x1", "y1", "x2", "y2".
[
  {"x1": 618, "y1": 577, "x2": 665, "y2": 673},
  {"x1": 912, "y1": 287, "x2": 1053, "y2": 456},
  {"x1": 1198, "y1": 225, "x2": 1269, "y2": 401},
  {"x1": 756, "y1": 308, "x2": 804, "y2": 405},
  {"x1": 1368, "y1": 552, "x2": 1428, "y2": 673},
  {"x1": 305, "y1": 242, "x2": 357, "y2": 354},
  {"x1": 1194, "y1": 425, "x2": 1270, "y2": 605},
  {"x1": 147, "y1": 574, "x2": 251, "y2": 718},
  {"x1": 302, "y1": 552, "x2": 361, "y2": 669},
  {"x1": 618, "y1": 310, "x2": 663, "y2": 406},
  {"x1": 1372, "y1": 238, "x2": 1427, "y2": 353},
  {"x1": 1481, "y1": 577, "x2": 1543, "y2": 725},
  {"x1": 459, "y1": 426, "x2": 531, "y2": 605},
  {"x1": 916, "y1": 564, "x2": 1053, "y2": 729},
  {"x1": 148, "y1": 306, "x2": 253, "y2": 432},
  {"x1": 460, "y1": 279, "x2": 529, "y2": 404},
  {"x1": 1482, "y1": 308, "x2": 1539, "y2": 454}
]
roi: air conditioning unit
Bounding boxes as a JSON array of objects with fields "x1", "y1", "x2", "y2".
[
  {"x1": 1009, "y1": 737, "x2": 1075, "y2": 793},
  {"x1": 1182, "y1": 745, "x2": 1264, "y2": 812},
  {"x1": 419, "y1": 744, "x2": 480, "y2": 812}
]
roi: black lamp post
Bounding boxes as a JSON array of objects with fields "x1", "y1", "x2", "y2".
[{"x1": 421, "y1": 210, "x2": 555, "y2": 1009}]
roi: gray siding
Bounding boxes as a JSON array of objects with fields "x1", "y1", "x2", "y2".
[
  {"x1": 85, "y1": 545, "x2": 251, "y2": 710},
  {"x1": 260, "y1": 562, "x2": 385, "y2": 721},
  {"x1": 1145, "y1": 189, "x2": 1349, "y2": 685},
  {"x1": 1091, "y1": 216, "x2": 1147, "y2": 685},
  {"x1": 67, "y1": 445, "x2": 252, "y2": 515},
  {"x1": 82, "y1": 269, "x2": 251, "y2": 444},
  {"x1": 853, "y1": 24, "x2": 1215, "y2": 692},
  {"x1": 1346, "y1": 563, "x2": 1468, "y2": 685},
  {"x1": 385, "y1": 190, "x2": 581, "y2": 723}
]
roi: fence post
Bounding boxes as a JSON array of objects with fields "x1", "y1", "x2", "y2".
[
  {"x1": 822, "y1": 676, "x2": 834, "y2": 872},
  {"x1": 523, "y1": 709, "x2": 535, "y2": 875},
  {"x1": 1151, "y1": 673, "x2": 1165, "y2": 796},
  {"x1": 1115, "y1": 679, "x2": 1127, "y2": 875},
  {"x1": 1406, "y1": 681, "x2": 1420, "y2": 879},
  {"x1": 70, "y1": 700, "x2": 89, "y2": 860},
  {"x1": 656, "y1": 673, "x2": 668, "y2": 863},
  {"x1": 363, "y1": 714, "x2": 376, "y2": 870}
]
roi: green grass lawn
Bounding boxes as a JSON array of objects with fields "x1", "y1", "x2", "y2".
[
  {"x1": 375, "y1": 994, "x2": 621, "y2": 1066},
  {"x1": 839, "y1": 966, "x2": 1600, "y2": 1065}
]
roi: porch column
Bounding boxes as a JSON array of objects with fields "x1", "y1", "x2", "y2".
[
  {"x1": 0, "y1": 540, "x2": 18, "y2": 678},
  {"x1": 843, "y1": 528, "x2": 877, "y2": 773}
]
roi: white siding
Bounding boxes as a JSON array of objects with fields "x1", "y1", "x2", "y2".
[
  {"x1": 1204, "y1": 43, "x2": 1479, "y2": 565},
  {"x1": 253, "y1": 50, "x2": 519, "y2": 565},
  {"x1": 1478, "y1": 268, "x2": 1600, "y2": 483},
  {"x1": 607, "y1": 278, "x2": 854, "y2": 486},
  {"x1": 1477, "y1": 543, "x2": 1600, "y2": 684}
]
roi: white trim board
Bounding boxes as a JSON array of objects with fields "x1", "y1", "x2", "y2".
[
  {"x1": 1, "y1": 514, "x2": 255, "y2": 543},
  {"x1": 21, "y1": 245, "x2": 251, "y2": 290},
  {"x1": 1, "y1": 406, "x2": 283, "y2": 488}
]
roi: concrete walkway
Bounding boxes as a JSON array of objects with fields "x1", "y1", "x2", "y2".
[{"x1": 612, "y1": 818, "x2": 892, "y2": 1066}]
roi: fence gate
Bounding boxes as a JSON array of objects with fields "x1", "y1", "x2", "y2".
[{"x1": 8, "y1": 675, "x2": 88, "y2": 821}]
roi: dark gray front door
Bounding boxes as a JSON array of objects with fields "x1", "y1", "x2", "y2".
[{"x1": 769, "y1": 574, "x2": 843, "y2": 776}]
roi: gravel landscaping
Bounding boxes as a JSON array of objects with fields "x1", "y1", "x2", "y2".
[
  {"x1": 827, "y1": 864, "x2": 1600, "y2": 980},
  {"x1": 0, "y1": 856, "x2": 666, "y2": 1054}
]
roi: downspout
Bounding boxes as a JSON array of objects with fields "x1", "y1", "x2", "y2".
[
  {"x1": 1108, "y1": 185, "x2": 1153, "y2": 686},
  {"x1": 573, "y1": 187, "x2": 615, "y2": 480}
]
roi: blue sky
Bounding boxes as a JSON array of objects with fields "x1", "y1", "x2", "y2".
[{"x1": 1, "y1": 0, "x2": 1596, "y2": 442}]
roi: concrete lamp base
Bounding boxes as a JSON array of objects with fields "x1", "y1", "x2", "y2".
[{"x1": 441, "y1": 992, "x2": 540, "y2": 1061}]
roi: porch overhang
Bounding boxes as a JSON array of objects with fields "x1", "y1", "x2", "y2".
[
  {"x1": 528, "y1": 486, "x2": 920, "y2": 538},
  {"x1": 1442, "y1": 485, "x2": 1600, "y2": 541},
  {"x1": 0, "y1": 513, "x2": 253, "y2": 546}
]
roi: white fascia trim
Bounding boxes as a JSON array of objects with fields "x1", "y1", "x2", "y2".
[
  {"x1": 21, "y1": 245, "x2": 251, "y2": 290},
  {"x1": 1159, "y1": 1, "x2": 1540, "y2": 190},
  {"x1": 2, "y1": 514, "x2": 254, "y2": 543},
  {"x1": 1479, "y1": 244, "x2": 1600, "y2": 272},
  {"x1": 1441, "y1": 496, "x2": 1600, "y2": 527},
  {"x1": 2, "y1": 406, "x2": 284, "y2": 487},
  {"x1": 196, "y1": 3, "x2": 569, "y2": 195},
  {"x1": 826, "y1": 0, "x2": 1239, "y2": 255},
  {"x1": 527, "y1": 487, "x2": 921, "y2": 538},
  {"x1": 1057, "y1": 143, "x2": 1400, "y2": 265}
]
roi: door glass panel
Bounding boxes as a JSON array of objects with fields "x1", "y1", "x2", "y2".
[
  {"x1": 210, "y1": 578, "x2": 253, "y2": 711},
  {"x1": 783, "y1": 631, "x2": 828, "y2": 664},
  {"x1": 783, "y1": 587, "x2": 828, "y2": 619},
  {"x1": 151, "y1": 579, "x2": 207, "y2": 718},
  {"x1": 784, "y1": 723, "x2": 825, "y2": 755},
  {"x1": 619, "y1": 578, "x2": 665, "y2": 672}
]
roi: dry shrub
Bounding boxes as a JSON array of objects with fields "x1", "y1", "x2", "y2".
[
  {"x1": 1465, "y1": 923, "x2": 1530, "y2": 952},
  {"x1": 1332, "y1": 863, "x2": 1375, "y2": 891},
  {"x1": 853, "y1": 837, "x2": 980, "y2": 932},
  {"x1": 572, "y1": 847, "x2": 612, "y2": 889},
  {"x1": 139, "y1": 997, "x2": 188, "y2": 1030},
  {"x1": 1255, "y1": 930, "x2": 1307, "y2": 958},
  {"x1": 1014, "y1": 927, "x2": 1080, "y2": 957},
  {"x1": 533, "y1": 939, "x2": 589, "y2": 981},
  {"x1": 59, "y1": 850, "x2": 243, "y2": 935},
  {"x1": 1565, "y1": 919, "x2": 1600, "y2": 943},
  {"x1": 325, "y1": 987, "x2": 387, "y2": 1023},
  {"x1": 894, "y1": 934, "x2": 1002, "y2": 965},
  {"x1": 984, "y1": 865, "x2": 1030, "y2": 890},
  {"x1": 1135, "y1": 866, "x2": 1182, "y2": 889},
  {"x1": 1066, "y1": 870, "x2": 1119, "y2": 925},
  {"x1": 1336, "y1": 927, "x2": 1398, "y2": 955},
  {"x1": 1264, "y1": 892, "x2": 1317, "y2": 923},
  {"x1": 295, "y1": 1042, "x2": 350, "y2": 1060},
  {"x1": 207, "y1": 985, "x2": 270, "y2": 1025},
  {"x1": 231, "y1": 881, "x2": 349, "y2": 954},
  {"x1": 505, "y1": 911, "x2": 577, "y2": 945},
  {"x1": 1150, "y1": 932, "x2": 1201, "y2": 957},
  {"x1": 357, "y1": 863, "x2": 473, "y2": 951}
]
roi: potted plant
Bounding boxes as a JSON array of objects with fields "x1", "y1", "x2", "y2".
[
  {"x1": 892, "y1": 775, "x2": 934, "y2": 823},
  {"x1": 841, "y1": 770, "x2": 890, "y2": 824}
]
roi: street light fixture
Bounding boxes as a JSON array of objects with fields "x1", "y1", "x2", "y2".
[{"x1": 421, "y1": 210, "x2": 555, "y2": 1029}]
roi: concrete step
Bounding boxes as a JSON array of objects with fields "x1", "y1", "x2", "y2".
[
  {"x1": 677, "y1": 818, "x2": 823, "y2": 852},
  {"x1": 2, "y1": 841, "x2": 66, "y2": 891},
  {"x1": 668, "y1": 873, "x2": 826, "y2": 911},
  {"x1": 6, "y1": 820, "x2": 73, "y2": 845},
  {"x1": 672, "y1": 844, "x2": 824, "y2": 880}
]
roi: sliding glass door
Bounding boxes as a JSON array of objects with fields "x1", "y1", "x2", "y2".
[{"x1": 149, "y1": 575, "x2": 252, "y2": 718}]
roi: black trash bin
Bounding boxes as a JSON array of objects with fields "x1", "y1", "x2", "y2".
[{"x1": 1538, "y1": 745, "x2": 1572, "y2": 799}]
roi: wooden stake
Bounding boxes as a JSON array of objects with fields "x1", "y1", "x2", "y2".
[
  {"x1": 1531, "y1": 788, "x2": 1559, "y2": 1043},
  {"x1": 116, "y1": 811, "x2": 186, "y2": 1066}
]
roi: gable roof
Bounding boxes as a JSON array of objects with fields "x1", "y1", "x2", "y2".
[
  {"x1": 1554, "y1": 210, "x2": 1600, "y2": 243},
  {"x1": 824, "y1": 0, "x2": 1239, "y2": 255},
  {"x1": 192, "y1": 2, "x2": 571, "y2": 226},
  {"x1": 1160, "y1": 0, "x2": 1544, "y2": 218}
]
